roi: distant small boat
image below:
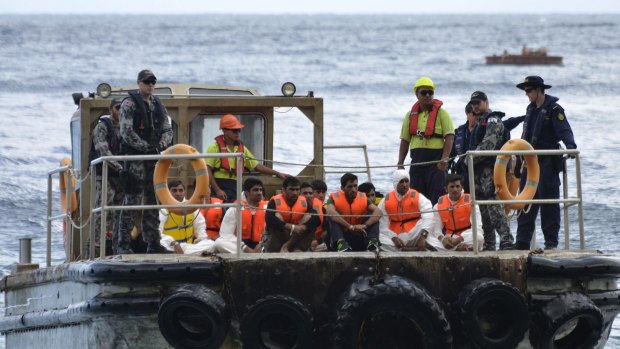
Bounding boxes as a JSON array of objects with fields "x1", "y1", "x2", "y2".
[{"x1": 486, "y1": 45, "x2": 563, "y2": 65}]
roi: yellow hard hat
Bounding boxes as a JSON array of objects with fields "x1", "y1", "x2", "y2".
[{"x1": 413, "y1": 76, "x2": 435, "y2": 93}]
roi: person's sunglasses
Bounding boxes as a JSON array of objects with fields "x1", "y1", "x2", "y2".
[
  {"x1": 525, "y1": 87, "x2": 535, "y2": 93},
  {"x1": 141, "y1": 79, "x2": 157, "y2": 85},
  {"x1": 224, "y1": 128, "x2": 241, "y2": 133},
  {"x1": 419, "y1": 90, "x2": 434, "y2": 97}
]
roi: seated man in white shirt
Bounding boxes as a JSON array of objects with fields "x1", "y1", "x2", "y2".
[
  {"x1": 431, "y1": 174, "x2": 484, "y2": 251},
  {"x1": 159, "y1": 180, "x2": 215, "y2": 254},
  {"x1": 378, "y1": 170, "x2": 436, "y2": 251},
  {"x1": 214, "y1": 177, "x2": 267, "y2": 253}
]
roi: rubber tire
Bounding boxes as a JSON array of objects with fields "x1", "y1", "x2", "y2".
[
  {"x1": 158, "y1": 285, "x2": 229, "y2": 349},
  {"x1": 332, "y1": 274, "x2": 452, "y2": 349},
  {"x1": 530, "y1": 292, "x2": 603, "y2": 349},
  {"x1": 456, "y1": 278, "x2": 528, "y2": 349},
  {"x1": 240, "y1": 295, "x2": 314, "y2": 349}
]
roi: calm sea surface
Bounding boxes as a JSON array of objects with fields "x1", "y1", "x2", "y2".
[{"x1": 1, "y1": 14, "x2": 620, "y2": 347}]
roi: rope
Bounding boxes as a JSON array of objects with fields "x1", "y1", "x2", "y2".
[{"x1": 244, "y1": 154, "x2": 462, "y2": 169}]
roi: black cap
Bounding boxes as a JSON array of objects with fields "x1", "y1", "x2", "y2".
[
  {"x1": 516, "y1": 75, "x2": 552, "y2": 90},
  {"x1": 137, "y1": 69, "x2": 156, "y2": 82},
  {"x1": 110, "y1": 98, "x2": 122, "y2": 108},
  {"x1": 470, "y1": 91, "x2": 488, "y2": 102}
]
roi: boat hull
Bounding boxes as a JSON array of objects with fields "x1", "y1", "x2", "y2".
[{"x1": 486, "y1": 55, "x2": 563, "y2": 65}]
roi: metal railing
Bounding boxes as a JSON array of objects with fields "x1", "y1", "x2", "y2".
[
  {"x1": 466, "y1": 148, "x2": 582, "y2": 254},
  {"x1": 323, "y1": 144, "x2": 372, "y2": 182},
  {"x1": 46, "y1": 165, "x2": 73, "y2": 267}
]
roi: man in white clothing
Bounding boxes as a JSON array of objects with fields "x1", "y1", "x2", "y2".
[
  {"x1": 159, "y1": 180, "x2": 215, "y2": 255},
  {"x1": 378, "y1": 170, "x2": 436, "y2": 251},
  {"x1": 214, "y1": 177, "x2": 266, "y2": 253},
  {"x1": 431, "y1": 174, "x2": 484, "y2": 251}
]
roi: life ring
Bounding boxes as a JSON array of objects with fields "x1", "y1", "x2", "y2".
[
  {"x1": 456, "y1": 278, "x2": 528, "y2": 349},
  {"x1": 503, "y1": 155, "x2": 522, "y2": 214},
  {"x1": 153, "y1": 144, "x2": 210, "y2": 214},
  {"x1": 493, "y1": 139, "x2": 539, "y2": 210},
  {"x1": 530, "y1": 292, "x2": 603, "y2": 349},
  {"x1": 332, "y1": 275, "x2": 452, "y2": 349},
  {"x1": 59, "y1": 157, "x2": 77, "y2": 214},
  {"x1": 158, "y1": 285, "x2": 229, "y2": 349},
  {"x1": 240, "y1": 295, "x2": 314, "y2": 349}
]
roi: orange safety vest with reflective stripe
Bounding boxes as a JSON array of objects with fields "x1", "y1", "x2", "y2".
[
  {"x1": 331, "y1": 190, "x2": 368, "y2": 225},
  {"x1": 384, "y1": 189, "x2": 421, "y2": 234},
  {"x1": 437, "y1": 194, "x2": 472, "y2": 236},
  {"x1": 409, "y1": 99, "x2": 444, "y2": 138},
  {"x1": 200, "y1": 197, "x2": 224, "y2": 239},
  {"x1": 240, "y1": 200, "x2": 268, "y2": 243},
  {"x1": 312, "y1": 198, "x2": 325, "y2": 239},
  {"x1": 214, "y1": 135, "x2": 245, "y2": 173},
  {"x1": 272, "y1": 194, "x2": 308, "y2": 224}
]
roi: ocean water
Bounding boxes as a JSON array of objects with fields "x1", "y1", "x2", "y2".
[{"x1": 1, "y1": 13, "x2": 620, "y2": 347}]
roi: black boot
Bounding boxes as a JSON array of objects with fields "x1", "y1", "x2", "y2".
[
  {"x1": 115, "y1": 246, "x2": 135, "y2": 254},
  {"x1": 146, "y1": 243, "x2": 172, "y2": 254}
]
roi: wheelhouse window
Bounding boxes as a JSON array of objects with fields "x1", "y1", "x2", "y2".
[{"x1": 190, "y1": 114, "x2": 265, "y2": 164}]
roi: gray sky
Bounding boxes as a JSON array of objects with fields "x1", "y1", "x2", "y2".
[{"x1": 2, "y1": 0, "x2": 620, "y2": 14}]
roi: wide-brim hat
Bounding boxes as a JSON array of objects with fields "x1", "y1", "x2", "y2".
[{"x1": 516, "y1": 75, "x2": 552, "y2": 90}]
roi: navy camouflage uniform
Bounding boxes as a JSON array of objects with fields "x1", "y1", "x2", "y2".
[
  {"x1": 90, "y1": 115, "x2": 124, "y2": 255},
  {"x1": 517, "y1": 94, "x2": 576, "y2": 249},
  {"x1": 470, "y1": 111, "x2": 514, "y2": 250},
  {"x1": 116, "y1": 90, "x2": 172, "y2": 252}
]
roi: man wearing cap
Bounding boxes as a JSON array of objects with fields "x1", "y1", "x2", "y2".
[
  {"x1": 205, "y1": 114, "x2": 287, "y2": 203},
  {"x1": 88, "y1": 98, "x2": 124, "y2": 256},
  {"x1": 515, "y1": 76, "x2": 577, "y2": 250},
  {"x1": 116, "y1": 69, "x2": 172, "y2": 254},
  {"x1": 398, "y1": 76, "x2": 455, "y2": 206},
  {"x1": 450, "y1": 102, "x2": 476, "y2": 194},
  {"x1": 468, "y1": 91, "x2": 515, "y2": 250}
]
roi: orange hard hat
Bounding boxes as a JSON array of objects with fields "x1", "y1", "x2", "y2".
[{"x1": 219, "y1": 114, "x2": 244, "y2": 129}]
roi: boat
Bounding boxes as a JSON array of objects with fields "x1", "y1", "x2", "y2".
[
  {"x1": 1, "y1": 81, "x2": 619, "y2": 349},
  {"x1": 486, "y1": 45, "x2": 563, "y2": 65}
]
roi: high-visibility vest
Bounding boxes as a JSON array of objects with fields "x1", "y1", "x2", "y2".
[
  {"x1": 200, "y1": 197, "x2": 224, "y2": 239},
  {"x1": 331, "y1": 190, "x2": 368, "y2": 225},
  {"x1": 384, "y1": 189, "x2": 421, "y2": 234},
  {"x1": 272, "y1": 194, "x2": 308, "y2": 224},
  {"x1": 163, "y1": 211, "x2": 196, "y2": 243},
  {"x1": 437, "y1": 194, "x2": 472, "y2": 236}
]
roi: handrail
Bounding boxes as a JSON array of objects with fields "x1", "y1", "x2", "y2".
[
  {"x1": 324, "y1": 144, "x2": 372, "y2": 182},
  {"x1": 466, "y1": 148, "x2": 582, "y2": 254},
  {"x1": 46, "y1": 165, "x2": 72, "y2": 267}
]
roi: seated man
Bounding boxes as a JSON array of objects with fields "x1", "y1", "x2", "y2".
[
  {"x1": 301, "y1": 182, "x2": 327, "y2": 251},
  {"x1": 326, "y1": 172, "x2": 382, "y2": 252},
  {"x1": 158, "y1": 180, "x2": 215, "y2": 254},
  {"x1": 215, "y1": 177, "x2": 267, "y2": 253},
  {"x1": 378, "y1": 170, "x2": 435, "y2": 251},
  {"x1": 264, "y1": 176, "x2": 320, "y2": 252},
  {"x1": 431, "y1": 174, "x2": 484, "y2": 251}
]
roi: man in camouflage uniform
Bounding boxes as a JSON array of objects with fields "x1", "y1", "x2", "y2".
[
  {"x1": 468, "y1": 91, "x2": 515, "y2": 250},
  {"x1": 89, "y1": 98, "x2": 124, "y2": 256},
  {"x1": 116, "y1": 69, "x2": 172, "y2": 254}
]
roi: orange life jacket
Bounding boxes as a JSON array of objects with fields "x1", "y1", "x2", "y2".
[
  {"x1": 384, "y1": 189, "x2": 421, "y2": 234},
  {"x1": 272, "y1": 194, "x2": 308, "y2": 224},
  {"x1": 312, "y1": 197, "x2": 325, "y2": 239},
  {"x1": 240, "y1": 200, "x2": 268, "y2": 243},
  {"x1": 409, "y1": 99, "x2": 444, "y2": 138},
  {"x1": 437, "y1": 194, "x2": 472, "y2": 236},
  {"x1": 331, "y1": 190, "x2": 368, "y2": 225},
  {"x1": 214, "y1": 135, "x2": 245, "y2": 173},
  {"x1": 200, "y1": 197, "x2": 224, "y2": 239}
]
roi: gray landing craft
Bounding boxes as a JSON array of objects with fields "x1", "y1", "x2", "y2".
[{"x1": 1, "y1": 82, "x2": 619, "y2": 349}]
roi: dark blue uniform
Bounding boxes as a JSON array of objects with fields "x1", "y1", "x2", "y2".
[
  {"x1": 517, "y1": 95, "x2": 576, "y2": 249},
  {"x1": 451, "y1": 122, "x2": 473, "y2": 193}
]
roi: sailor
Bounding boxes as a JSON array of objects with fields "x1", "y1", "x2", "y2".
[
  {"x1": 468, "y1": 91, "x2": 515, "y2": 250},
  {"x1": 450, "y1": 102, "x2": 476, "y2": 193},
  {"x1": 378, "y1": 170, "x2": 435, "y2": 252},
  {"x1": 515, "y1": 76, "x2": 577, "y2": 250},
  {"x1": 397, "y1": 76, "x2": 455, "y2": 205},
  {"x1": 88, "y1": 98, "x2": 124, "y2": 256},
  {"x1": 116, "y1": 69, "x2": 172, "y2": 254},
  {"x1": 301, "y1": 182, "x2": 327, "y2": 251},
  {"x1": 158, "y1": 180, "x2": 215, "y2": 255},
  {"x1": 326, "y1": 172, "x2": 382, "y2": 252},
  {"x1": 432, "y1": 174, "x2": 484, "y2": 251},
  {"x1": 263, "y1": 176, "x2": 320, "y2": 252},
  {"x1": 214, "y1": 177, "x2": 267, "y2": 253},
  {"x1": 205, "y1": 114, "x2": 287, "y2": 203},
  {"x1": 200, "y1": 196, "x2": 224, "y2": 240}
]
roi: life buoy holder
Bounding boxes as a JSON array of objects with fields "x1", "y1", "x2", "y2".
[
  {"x1": 59, "y1": 157, "x2": 78, "y2": 215},
  {"x1": 154, "y1": 144, "x2": 210, "y2": 215},
  {"x1": 158, "y1": 285, "x2": 229, "y2": 349},
  {"x1": 493, "y1": 139, "x2": 539, "y2": 210}
]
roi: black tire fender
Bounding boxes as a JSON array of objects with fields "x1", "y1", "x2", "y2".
[
  {"x1": 158, "y1": 285, "x2": 229, "y2": 349},
  {"x1": 530, "y1": 292, "x2": 603, "y2": 349},
  {"x1": 456, "y1": 278, "x2": 528, "y2": 349},
  {"x1": 240, "y1": 294, "x2": 314, "y2": 349},
  {"x1": 332, "y1": 274, "x2": 452, "y2": 349}
]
